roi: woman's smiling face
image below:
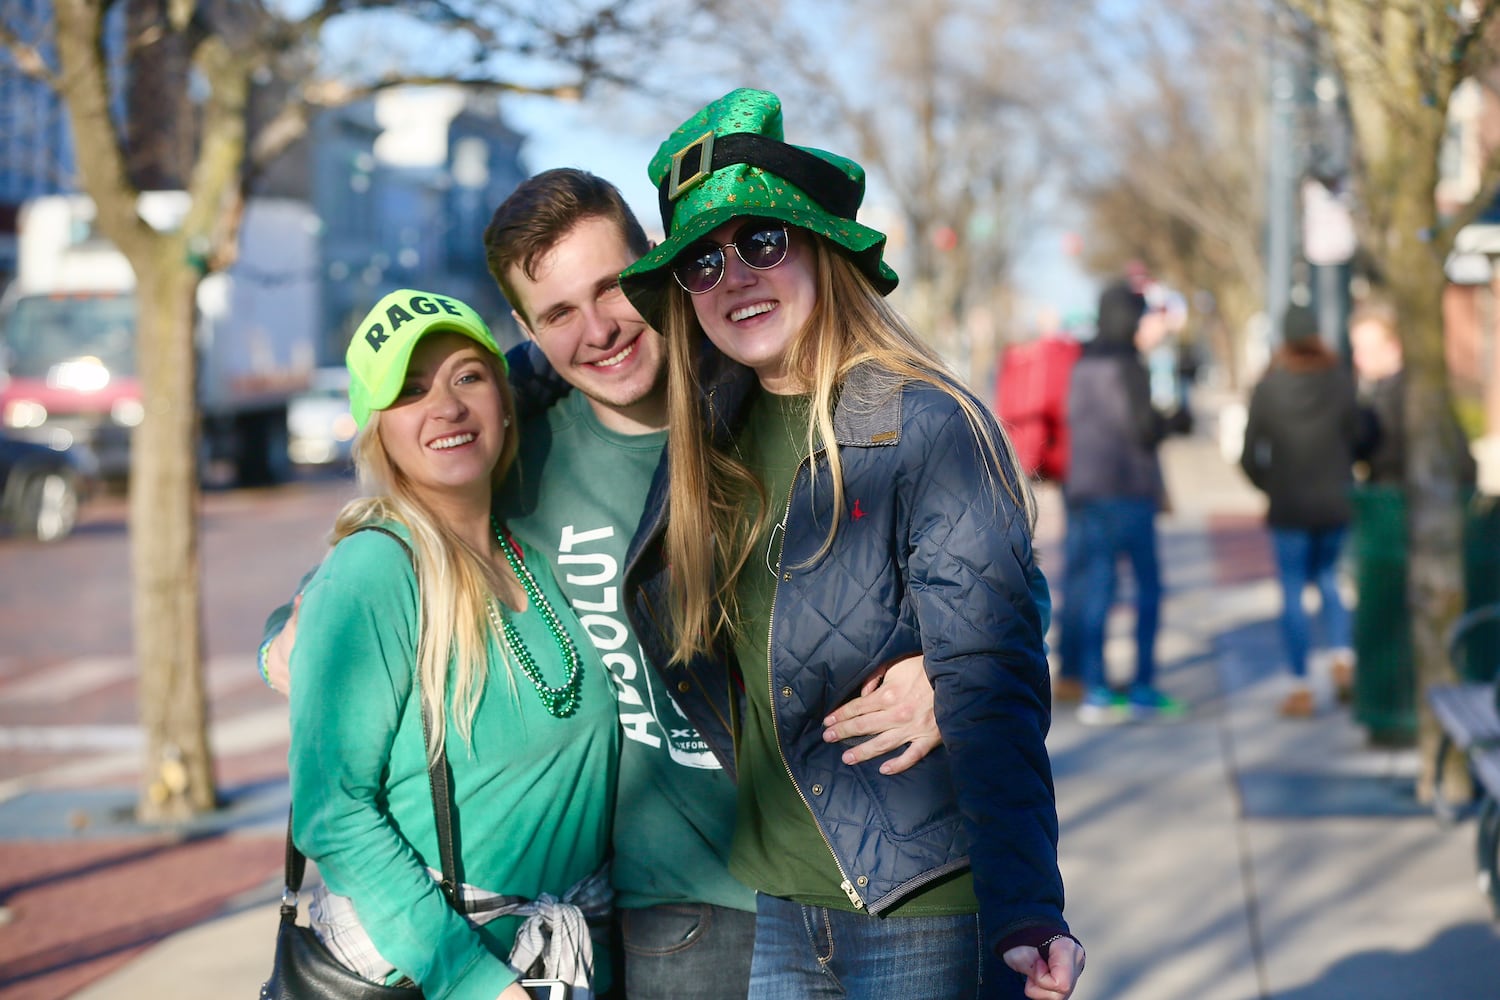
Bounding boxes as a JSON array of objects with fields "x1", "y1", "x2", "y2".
[
  {"x1": 378, "y1": 332, "x2": 506, "y2": 506},
  {"x1": 687, "y1": 221, "x2": 817, "y2": 394}
]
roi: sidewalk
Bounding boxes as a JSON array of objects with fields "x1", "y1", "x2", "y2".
[
  {"x1": 1039, "y1": 431, "x2": 1500, "y2": 998},
  {"x1": 29, "y1": 432, "x2": 1500, "y2": 998}
]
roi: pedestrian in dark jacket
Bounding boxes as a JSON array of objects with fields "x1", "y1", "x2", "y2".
[
  {"x1": 1349, "y1": 301, "x2": 1406, "y2": 486},
  {"x1": 1241, "y1": 303, "x2": 1358, "y2": 717},
  {"x1": 1064, "y1": 280, "x2": 1184, "y2": 725},
  {"x1": 620, "y1": 88, "x2": 1083, "y2": 1000},
  {"x1": 1349, "y1": 297, "x2": 1478, "y2": 489}
]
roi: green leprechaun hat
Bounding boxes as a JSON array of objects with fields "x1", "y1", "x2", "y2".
[{"x1": 620, "y1": 88, "x2": 898, "y2": 330}]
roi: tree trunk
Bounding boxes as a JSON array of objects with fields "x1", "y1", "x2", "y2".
[
  {"x1": 53, "y1": 0, "x2": 218, "y2": 823},
  {"x1": 1214, "y1": 282, "x2": 1261, "y2": 392},
  {"x1": 1388, "y1": 223, "x2": 1472, "y2": 805},
  {"x1": 131, "y1": 259, "x2": 216, "y2": 823}
]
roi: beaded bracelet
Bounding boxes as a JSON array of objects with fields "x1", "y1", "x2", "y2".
[
  {"x1": 256, "y1": 636, "x2": 275, "y2": 688},
  {"x1": 1040, "y1": 933, "x2": 1078, "y2": 958}
]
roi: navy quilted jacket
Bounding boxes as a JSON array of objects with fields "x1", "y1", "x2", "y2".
[{"x1": 624, "y1": 355, "x2": 1068, "y2": 955}]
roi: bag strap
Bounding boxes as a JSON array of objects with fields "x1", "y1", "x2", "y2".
[
  {"x1": 419, "y1": 685, "x2": 462, "y2": 910},
  {"x1": 280, "y1": 525, "x2": 467, "y2": 914},
  {"x1": 279, "y1": 811, "x2": 305, "y2": 924}
]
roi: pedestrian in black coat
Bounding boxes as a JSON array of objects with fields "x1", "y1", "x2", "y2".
[{"x1": 1241, "y1": 304, "x2": 1358, "y2": 716}]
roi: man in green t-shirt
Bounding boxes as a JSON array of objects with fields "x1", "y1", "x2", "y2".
[
  {"x1": 481, "y1": 170, "x2": 751, "y2": 999},
  {"x1": 263, "y1": 169, "x2": 940, "y2": 999}
]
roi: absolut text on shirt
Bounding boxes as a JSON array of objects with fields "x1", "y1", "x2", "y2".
[{"x1": 556, "y1": 523, "x2": 720, "y2": 768}]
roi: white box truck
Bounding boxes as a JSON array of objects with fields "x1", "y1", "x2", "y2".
[{"x1": 0, "y1": 192, "x2": 320, "y2": 485}]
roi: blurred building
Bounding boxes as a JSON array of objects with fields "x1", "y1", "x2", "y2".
[
  {"x1": 0, "y1": 1, "x2": 126, "y2": 287},
  {"x1": 0, "y1": 1, "x2": 528, "y2": 368},
  {"x1": 293, "y1": 88, "x2": 527, "y2": 365}
]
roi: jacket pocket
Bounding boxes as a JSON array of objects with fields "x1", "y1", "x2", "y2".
[{"x1": 846, "y1": 747, "x2": 965, "y2": 843}]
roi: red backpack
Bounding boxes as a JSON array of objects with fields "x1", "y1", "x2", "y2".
[{"x1": 995, "y1": 334, "x2": 1082, "y2": 482}]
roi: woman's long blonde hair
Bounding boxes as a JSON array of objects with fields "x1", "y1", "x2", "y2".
[
  {"x1": 662, "y1": 234, "x2": 1035, "y2": 664},
  {"x1": 329, "y1": 352, "x2": 520, "y2": 761}
]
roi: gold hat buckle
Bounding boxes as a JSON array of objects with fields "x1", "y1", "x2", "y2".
[{"x1": 667, "y1": 131, "x2": 716, "y2": 201}]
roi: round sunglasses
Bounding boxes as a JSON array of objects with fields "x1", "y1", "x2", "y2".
[{"x1": 671, "y1": 221, "x2": 791, "y2": 294}]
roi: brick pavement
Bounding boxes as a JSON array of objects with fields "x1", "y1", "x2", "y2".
[
  {"x1": 0, "y1": 673, "x2": 292, "y2": 997},
  {"x1": 0, "y1": 835, "x2": 284, "y2": 999},
  {"x1": 0, "y1": 476, "x2": 344, "y2": 999}
]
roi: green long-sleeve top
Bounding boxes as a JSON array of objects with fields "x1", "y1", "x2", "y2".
[{"x1": 288, "y1": 525, "x2": 618, "y2": 1000}]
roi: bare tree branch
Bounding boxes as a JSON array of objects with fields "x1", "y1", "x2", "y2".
[
  {"x1": 1047, "y1": 0, "x2": 1274, "y2": 386},
  {"x1": 181, "y1": 35, "x2": 249, "y2": 267},
  {"x1": 53, "y1": 0, "x2": 150, "y2": 249},
  {"x1": 1449, "y1": 0, "x2": 1500, "y2": 76},
  {"x1": 1438, "y1": 146, "x2": 1500, "y2": 250},
  {"x1": 710, "y1": 0, "x2": 1054, "y2": 371},
  {"x1": 0, "y1": 27, "x2": 57, "y2": 84}
]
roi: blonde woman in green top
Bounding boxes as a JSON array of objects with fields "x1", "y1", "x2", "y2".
[{"x1": 287, "y1": 289, "x2": 618, "y2": 1000}]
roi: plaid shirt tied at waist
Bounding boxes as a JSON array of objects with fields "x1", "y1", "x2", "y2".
[{"x1": 308, "y1": 863, "x2": 612, "y2": 998}]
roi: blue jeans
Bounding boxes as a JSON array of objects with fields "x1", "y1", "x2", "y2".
[
  {"x1": 1069, "y1": 498, "x2": 1162, "y2": 699},
  {"x1": 748, "y1": 894, "x2": 1023, "y2": 999},
  {"x1": 1270, "y1": 526, "x2": 1352, "y2": 678},
  {"x1": 1055, "y1": 508, "x2": 1085, "y2": 681},
  {"x1": 620, "y1": 902, "x2": 755, "y2": 1000}
]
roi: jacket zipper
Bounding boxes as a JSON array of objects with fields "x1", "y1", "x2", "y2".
[
  {"x1": 766, "y1": 454, "x2": 867, "y2": 911},
  {"x1": 873, "y1": 858, "x2": 971, "y2": 912}
]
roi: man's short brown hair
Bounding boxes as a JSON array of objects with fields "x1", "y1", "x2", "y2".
[
  {"x1": 483, "y1": 168, "x2": 650, "y2": 326},
  {"x1": 1349, "y1": 296, "x2": 1398, "y2": 341}
]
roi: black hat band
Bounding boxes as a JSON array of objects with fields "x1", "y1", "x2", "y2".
[{"x1": 656, "y1": 132, "x2": 863, "y2": 237}]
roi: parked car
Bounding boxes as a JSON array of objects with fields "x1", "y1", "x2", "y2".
[
  {"x1": 0, "y1": 432, "x2": 89, "y2": 541},
  {"x1": 287, "y1": 367, "x2": 356, "y2": 468}
]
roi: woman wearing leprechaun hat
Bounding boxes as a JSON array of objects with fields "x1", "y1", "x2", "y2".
[{"x1": 619, "y1": 90, "x2": 1083, "y2": 999}]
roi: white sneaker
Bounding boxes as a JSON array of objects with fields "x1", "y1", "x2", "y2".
[
  {"x1": 1077, "y1": 698, "x2": 1129, "y2": 727},
  {"x1": 1306, "y1": 655, "x2": 1338, "y2": 712}
]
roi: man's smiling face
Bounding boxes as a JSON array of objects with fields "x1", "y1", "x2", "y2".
[{"x1": 510, "y1": 214, "x2": 667, "y2": 433}]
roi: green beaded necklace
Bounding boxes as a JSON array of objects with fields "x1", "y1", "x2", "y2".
[{"x1": 487, "y1": 516, "x2": 583, "y2": 718}]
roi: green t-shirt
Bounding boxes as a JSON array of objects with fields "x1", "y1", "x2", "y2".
[
  {"x1": 500, "y1": 390, "x2": 754, "y2": 913},
  {"x1": 727, "y1": 391, "x2": 977, "y2": 916},
  {"x1": 288, "y1": 527, "x2": 617, "y2": 999}
]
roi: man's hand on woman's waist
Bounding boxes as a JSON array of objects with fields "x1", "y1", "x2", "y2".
[{"x1": 821, "y1": 654, "x2": 940, "y2": 775}]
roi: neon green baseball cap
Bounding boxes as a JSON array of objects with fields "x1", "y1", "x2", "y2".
[{"x1": 345, "y1": 288, "x2": 506, "y2": 429}]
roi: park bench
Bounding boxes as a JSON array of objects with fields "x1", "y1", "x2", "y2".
[{"x1": 1427, "y1": 602, "x2": 1500, "y2": 919}]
